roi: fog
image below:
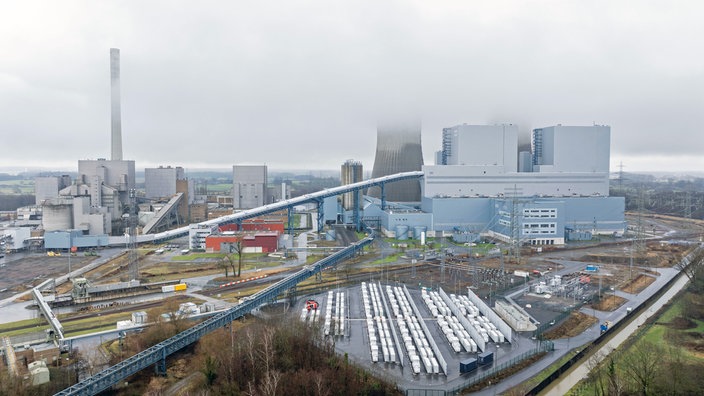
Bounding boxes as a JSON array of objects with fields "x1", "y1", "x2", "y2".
[{"x1": 1, "y1": 1, "x2": 703, "y2": 173}]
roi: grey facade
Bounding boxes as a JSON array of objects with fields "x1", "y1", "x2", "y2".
[
  {"x1": 35, "y1": 176, "x2": 70, "y2": 205},
  {"x1": 422, "y1": 125, "x2": 611, "y2": 198},
  {"x1": 232, "y1": 165, "x2": 268, "y2": 209},
  {"x1": 367, "y1": 121, "x2": 424, "y2": 202},
  {"x1": 145, "y1": 166, "x2": 185, "y2": 199},
  {"x1": 44, "y1": 230, "x2": 109, "y2": 250},
  {"x1": 441, "y1": 124, "x2": 518, "y2": 170},
  {"x1": 340, "y1": 160, "x2": 363, "y2": 210}
]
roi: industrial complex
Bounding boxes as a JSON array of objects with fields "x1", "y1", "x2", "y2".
[{"x1": 0, "y1": 48, "x2": 653, "y2": 396}]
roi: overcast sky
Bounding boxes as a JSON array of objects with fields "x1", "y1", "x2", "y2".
[{"x1": 1, "y1": 1, "x2": 703, "y2": 174}]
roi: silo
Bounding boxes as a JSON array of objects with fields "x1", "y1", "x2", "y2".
[
  {"x1": 413, "y1": 226, "x2": 427, "y2": 239},
  {"x1": 42, "y1": 198, "x2": 73, "y2": 231},
  {"x1": 395, "y1": 225, "x2": 409, "y2": 240}
]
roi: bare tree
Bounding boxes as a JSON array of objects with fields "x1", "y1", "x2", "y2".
[
  {"x1": 674, "y1": 247, "x2": 704, "y2": 282},
  {"x1": 313, "y1": 371, "x2": 329, "y2": 396},
  {"x1": 224, "y1": 239, "x2": 244, "y2": 277},
  {"x1": 233, "y1": 239, "x2": 244, "y2": 277},
  {"x1": 217, "y1": 257, "x2": 230, "y2": 278},
  {"x1": 259, "y1": 370, "x2": 281, "y2": 396},
  {"x1": 606, "y1": 356, "x2": 624, "y2": 396},
  {"x1": 586, "y1": 351, "x2": 607, "y2": 396},
  {"x1": 621, "y1": 340, "x2": 662, "y2": 396},
  {"x1": 258, "y1": 326, "x2": 276, "y2": 373},
  {"x1": 244, "y1": 380, "x2": 258, "y2": 396},
  {"x1": 80, "y1": 346, "x2": 107, "y2": 377}
]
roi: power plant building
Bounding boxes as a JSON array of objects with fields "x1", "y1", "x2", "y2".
[
  {"x1": 368, "y1": 124, "x2": 624, "y2": 245},
  {"x1": 232, "y1": 165, "x2": 268, "y2": 209},
  {"x1": 40, "y1": 49, "x2": 136, "y2": 237},
  {"x1": 367, "y1": 121, "x2": 424, "y2": 202},
  {"x1": 145, "y1": 166, "x2": 185, "y2": 199}
]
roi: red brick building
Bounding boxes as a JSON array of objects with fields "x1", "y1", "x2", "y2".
[
  {"x1": 205, "y1": 232, "x2": 279, "y2": 253},
  {"x1": 219, "y1": 217, "x2": 285, "y2": 234}
]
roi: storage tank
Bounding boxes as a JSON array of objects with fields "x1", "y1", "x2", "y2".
[
  {"x1": 395, "y1": 225, "x2": 409, "y2": 240},
  {"x1": 413, "y1": 226, "x2": 427, "y2": 239},
  {"x1": 42, "y1": 198, "x2": 73, "y2": 231}
]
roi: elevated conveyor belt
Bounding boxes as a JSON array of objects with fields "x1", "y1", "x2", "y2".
[
  {"x1": 105, "y1": 171, "x2": 423, "y2": 246},
  {"x1": 54, "y1": 233, "x2": 375, "y2": 396},
  {"x1": 32, "y1": 288, "x2": 64, "y2": 340}
]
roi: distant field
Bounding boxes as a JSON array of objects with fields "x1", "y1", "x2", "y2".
[
  {"x1": 207, "y1": 183, "x2": 233, "y2": 193},
  {"x1": 0, "y1": 179, "x2": 34, "y2": 194}
]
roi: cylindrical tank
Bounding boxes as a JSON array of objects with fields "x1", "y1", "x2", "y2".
[
  {"x1": 395, "y1": 225, "x2": 409, "y2": 240},
  {"x1": 42, "y1": 199, "x2": 73, "y2": 231},
  {"x1": 413, "y1": 226, "x2": 427, "y2": 239}
]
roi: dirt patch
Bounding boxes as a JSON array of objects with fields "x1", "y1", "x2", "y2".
[
  {"x1": 577, "y1": 243, "x2": 689, "y2": 268},
  {"x1": 620, "y1": 274, "x2": 656, "y2": 294},
  {"x1": 668, "y1": 316, "x2": 697, "y2": 330},
  {"x1": 681, "y1": 332, "x2": 704, "y2": 353},
  {"x1": 591, "y1": 294, "x2": 627, "y2": 311},
  {"x1": 542, "y1": 311, "x2": 598, "y2": 339}
]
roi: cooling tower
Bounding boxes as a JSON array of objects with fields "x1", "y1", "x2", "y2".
[
  {"x1": 367, "y1": 121, "x2": 423, "y2": 202},
  {"x1": 110, "y1": 48, "x2": 122, "y2": 161}
]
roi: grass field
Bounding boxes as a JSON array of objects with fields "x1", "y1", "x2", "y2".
[{"x1": 0, "y1": 179, "x2": 34, "y2": 194}]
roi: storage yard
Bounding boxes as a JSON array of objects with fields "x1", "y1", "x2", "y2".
[{"x1": 298, "y1": 282, "x2": 536, "y2": 388}]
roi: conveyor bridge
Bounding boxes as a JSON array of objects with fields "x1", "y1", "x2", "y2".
[{"x1": 54, "y1": 232, "x2": 374, "y2": 396}]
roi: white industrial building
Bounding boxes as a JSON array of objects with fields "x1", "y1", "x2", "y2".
[
  {"x1": 365, "y1": 124, "x2": 624, "y2": 245},
  {"x1": 424, "y1": 124, "x2": 610, "y2": 198},
  {"x1": 232, "y1": 165, "x2": 268, "y2": 209},
  {"x1": 0, "y1": 227, "x2": 32, "y2": 251}
]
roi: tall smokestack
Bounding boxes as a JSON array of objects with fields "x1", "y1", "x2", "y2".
[{"x1": 110, "y1": 48, "x2": 123, "y2": 161}]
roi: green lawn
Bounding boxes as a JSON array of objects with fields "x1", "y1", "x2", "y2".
[
  {"x1": 171, "y1": 253, "x2": 225, "y2": 261},
  {"x1": 0, "y1": 179, "x2": 34, "y2": 194},
  {"x1": 205, "y1": 183, "x2": 233, "y2": 193}
]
